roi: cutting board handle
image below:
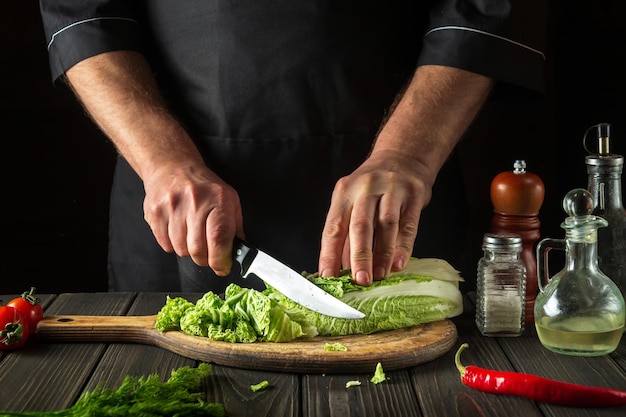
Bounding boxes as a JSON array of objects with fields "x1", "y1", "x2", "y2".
[{"x1": 36, "y1": 315, "x2": 159, "y2": 344}]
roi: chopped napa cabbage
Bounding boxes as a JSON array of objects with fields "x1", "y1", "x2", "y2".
[
  {"x1": 156, "y1": 286, "x2": 313, "y2": 343},
  {"x1": 154, "y1": 258, "x2": 463, "y2": 343},
  {"x1": 324, "y1": 342, "x2": 348, "y2": 351},
  {"x1": 345, "y1": 380, "x2": 362, "y2": 388},
  {"x1": 250, "y1": 380, "x2": 269, "y2": 392},
  {"x1": 370, "y1": 362, "x2": 387, "y2": 384},
  {"x1": 155, "y1": 296, "x2": 195, "y2": 332}
]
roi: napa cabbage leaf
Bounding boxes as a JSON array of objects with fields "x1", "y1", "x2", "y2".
[{"x1": 155, "y1": 258, "x2": 463, "y2": 343}]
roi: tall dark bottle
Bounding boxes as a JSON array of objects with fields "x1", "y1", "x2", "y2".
[{"x1": 584, "y1": 123, "x2": 626, "y2": 297}]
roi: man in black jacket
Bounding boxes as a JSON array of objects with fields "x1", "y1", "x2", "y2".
[{"x1": 39, "y1": 1, "x2": 547, "y2": 292}]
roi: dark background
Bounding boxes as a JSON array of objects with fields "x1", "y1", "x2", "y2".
[{"x1": 2, "y1": 1, "x2": 625, "y2": 294}]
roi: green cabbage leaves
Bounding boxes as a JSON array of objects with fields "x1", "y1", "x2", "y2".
[{"x1": 155, "y1": 258, "x2": 463, "y2": 343}]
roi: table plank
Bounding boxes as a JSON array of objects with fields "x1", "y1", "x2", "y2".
[
  {"x1": 411, "y1": 300, "x2": 543, "y2": 417},
  {"x1": 3, "y1": 291, "x2": 625, "y2": 417},
  {"x1": 499, "y1": 330, "x2": 626, "y2": 417},
  {"x1": 609, "y1": 339, "x2": 626, "y2": 373},
  {"x1": 303, "y1": 369, "x2": 422, "y2": 417},
  {"x1": 464, "y1": 294, "x2": 626, "y2": 417},
  {"x1": 0, "y1": 293, "x2": 56, "y2": 308},
  {"x1": 83, "y1": 344, "x2": 197, "y2": 391},
  {"x1": 146, "y1": 293, "x2": 301, "y2": 417},
  {"x1": 0, "y1": 292, "x2": 135, "y2": 412},
  {"x1": 207, "y1": 366, "x2": 300, "y2": 417},
  {"x1": 81, "y1": 292, "x2": 198, "y2": 391},
  {"x1": 0, "y1": 343, "x2": 107, "y2": 411}
]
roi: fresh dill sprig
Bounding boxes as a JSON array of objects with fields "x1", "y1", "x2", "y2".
[{"x1": 0, "y1": 363, "x2": 225, "y2": 417}]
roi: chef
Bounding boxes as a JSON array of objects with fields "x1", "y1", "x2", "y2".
[{"x1": 39, "y1": 1, "x2": 547, "y2": 293}]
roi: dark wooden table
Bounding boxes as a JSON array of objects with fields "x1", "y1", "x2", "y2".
[{"x1": 1, "y1": 292, "x2": 625, "y2": 417}]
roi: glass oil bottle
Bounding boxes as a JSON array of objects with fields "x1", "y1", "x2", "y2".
[
  {"x1": 534, "y1": 189, "x2": 625, "y2": 356},
  {"x1": 584, "y1": 123, "x2": 626, "y2": 298}
]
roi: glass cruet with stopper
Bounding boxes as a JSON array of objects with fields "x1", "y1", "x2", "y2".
[{"x1": 534, "y1": 188, "x2": 625, "y2": 356}]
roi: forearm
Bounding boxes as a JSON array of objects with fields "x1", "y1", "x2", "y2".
[
  {"x1": 373, "y1": 65, "x2": 494, "y2": 190},
  {"x1": 65, "y1": 50, "x2": 205, "y2": 181},
  {"x1": 65, "y1": 50, "x2": 244, "y2": 272},
  {"x1": 319, "y1": 65, "x2": 493, "y2": 282}
]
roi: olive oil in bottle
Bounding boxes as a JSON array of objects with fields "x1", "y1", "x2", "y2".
[{"x1": 535, "y1": 189, "x2": 625, "y2": 356}]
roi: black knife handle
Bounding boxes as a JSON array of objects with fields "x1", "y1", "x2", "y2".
[{"x1": 233, "y1": 237, "x2": 257, "y2": 276}]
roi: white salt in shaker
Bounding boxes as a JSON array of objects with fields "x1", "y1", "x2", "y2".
[{"x1": 476, "y1": 233, "x2": 526, "y2": 336}]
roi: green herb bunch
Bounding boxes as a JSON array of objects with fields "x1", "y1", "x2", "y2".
[{"x1": 0, "y1": 363, "x2": 225, "y2": 417}]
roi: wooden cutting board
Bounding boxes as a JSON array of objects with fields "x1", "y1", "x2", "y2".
[{"x1": 35, "y1": 315, "x2": 457, "y2": 374}]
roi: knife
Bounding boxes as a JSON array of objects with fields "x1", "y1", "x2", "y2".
[{"x1": 232, "y1": 237, "x2": 365, "y2": 319}]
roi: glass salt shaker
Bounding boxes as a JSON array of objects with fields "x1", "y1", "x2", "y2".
[{"x1": 476, "y1": 233, "x2": 527, "y2": 336}]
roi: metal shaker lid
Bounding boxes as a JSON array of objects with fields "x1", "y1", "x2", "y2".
[{"x1": 482, "y1": 233, "x2": 522, "y2": 249}]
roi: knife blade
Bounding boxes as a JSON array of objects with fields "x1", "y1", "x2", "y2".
[{"x1": 232, "y1": 238, "x2": 365, "y2": 319}]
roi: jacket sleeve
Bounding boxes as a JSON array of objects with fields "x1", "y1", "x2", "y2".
[
  {"x1": 418, "y1": 0, "x2": 548, "y2": 93},
  {"x1": 38, "y1": 0, "x2": 142, "y2": 84}
]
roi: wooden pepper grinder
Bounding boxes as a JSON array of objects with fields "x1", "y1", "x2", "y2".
[{"x1": 490, "y1": 160, "x2": 545, "y2": 324}]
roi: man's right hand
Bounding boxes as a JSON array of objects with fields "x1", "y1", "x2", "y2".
[
  {"x1": 143, "y1": 163, "x2": 243, "y2": 276},
  {"x1": 66, "y1": 50, "x2": 243, "y2": 276}
]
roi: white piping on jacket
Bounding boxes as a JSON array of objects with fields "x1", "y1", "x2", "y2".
[
  {"x1": 47, "y1": 17, "x2": 138, "y2": 50},
  {"x1": 425, "y1": 25, "x2": 546, "y2": 61}
]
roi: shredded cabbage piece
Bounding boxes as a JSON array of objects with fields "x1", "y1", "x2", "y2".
[
  {"x1": 345, "y1": 380, "x2": 362, "y2": 388},
  {"x1": 370, "y1": 362, "x2": 387, "y2": 384},
  {"x1": 324, "y1": 342, "x2": 348, "y2": 351},
  {"x1": 250, "y1": 380, "x2": 269, "y2": 392}
]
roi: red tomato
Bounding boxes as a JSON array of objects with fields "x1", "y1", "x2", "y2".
[
  {"x1": 7, "y1": 287, "x2": 44, "y2": 330},
  {"x1": 0, "y1": 305, "x2": 30, "y2": 350}
]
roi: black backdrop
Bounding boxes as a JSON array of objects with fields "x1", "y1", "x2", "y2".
[{"x1": 2, "y1": 1, "x2": 625, "y2": 294}]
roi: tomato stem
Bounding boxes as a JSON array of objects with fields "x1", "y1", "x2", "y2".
[
  {"x1": 1, "y1": 322, "x2": 24, "y2": 346},
  {"x1": 22, "y1": 287, "x2": 40, "y2": 305}
]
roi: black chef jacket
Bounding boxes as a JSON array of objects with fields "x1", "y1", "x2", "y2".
[{"x1": 39, "y1": 1, "x2": 547, "y2": 293}]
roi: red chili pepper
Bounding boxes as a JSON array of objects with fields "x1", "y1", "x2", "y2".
[{"x1": 455, "y1": 343, "x2": 626, "y2": 407}]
